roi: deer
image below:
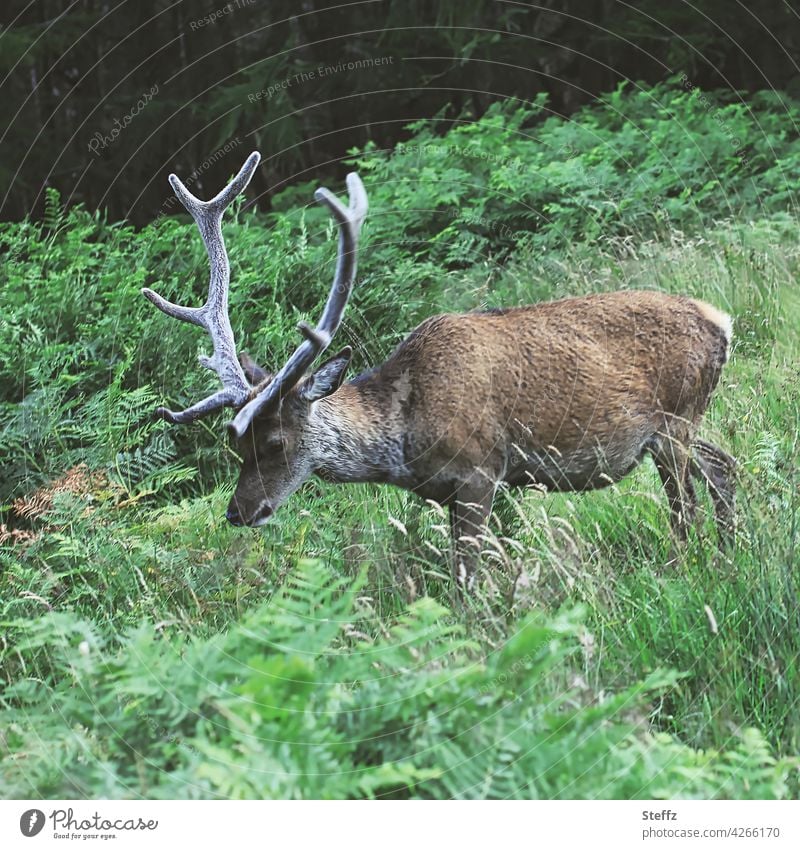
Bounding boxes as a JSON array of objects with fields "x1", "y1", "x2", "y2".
[{"x1": 143, "y1": 151, "x2": 736, "y2": 588}]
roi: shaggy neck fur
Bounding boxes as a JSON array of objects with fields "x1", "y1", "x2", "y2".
[{"x1": 310, "y1": 381, "x2": 408, "y2": 485}]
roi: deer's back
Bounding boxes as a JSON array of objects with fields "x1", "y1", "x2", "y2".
[{"x1": 346, "y1": 290, "x2": 730, "y2": 497}]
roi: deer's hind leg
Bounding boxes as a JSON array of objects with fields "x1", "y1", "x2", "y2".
[
  {"x1": 647, "y1": 420, "x2": 698, "y2": 542},
  {"x1": 690, "y1": 438, "x2": 736, "y2": 542}
]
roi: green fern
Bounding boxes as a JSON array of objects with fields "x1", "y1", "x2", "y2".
[
  {"x1": 1, "y1": 560, "x2": 793, "y2": 799},
  {"x1": 111, "y1": 432, "x2": 178, "y2": 490},
  {"x1": 42, "y1": 186, "x2": 64, "y2": 234}
]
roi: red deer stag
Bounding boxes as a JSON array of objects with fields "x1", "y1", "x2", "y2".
[{"x1": 144, "y1": 152, "x2": 735, "y2": 586}]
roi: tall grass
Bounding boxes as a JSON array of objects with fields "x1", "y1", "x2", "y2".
[{"x1": 1, "y1": 85, "x2": 799, "y2": 797}]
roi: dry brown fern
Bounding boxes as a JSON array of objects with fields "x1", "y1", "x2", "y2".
[
  {"x1": 11, "y1": 463, "x2": 111, "y2": 521},
  {"x1": 0, "y1": 523, "x2": 38, "y2": 546}
]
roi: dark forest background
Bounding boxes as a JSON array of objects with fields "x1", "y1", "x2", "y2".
[{"x1": 2, "y1": 0, "x2": 799, "y2": 224}]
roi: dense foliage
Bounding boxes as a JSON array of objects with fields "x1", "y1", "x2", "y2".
[
  {"x1": 1, "y1": 85, "x2": 799, "y2": 798},
  {"x1": 2, "y1": 0, "x2": 800, "y2": 222},
  {"x1": 3, "y1": 82, "x2": 799, "y2": 504},
  {"x1": 1, "y1": 560, "x2": 792, "y2": 799}
]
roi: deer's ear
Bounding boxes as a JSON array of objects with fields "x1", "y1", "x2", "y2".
[
  {"x1": 239, "y1": 351, "x2": 270, "y2": 386},
  {"x1": 299, "y1": 347, "x2": 352, "y2": 402}
]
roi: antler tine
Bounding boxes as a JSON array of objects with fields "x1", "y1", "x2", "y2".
[
  {"x1": 142, "y1": 151, "x2": 261, "y2": 424},
  {"x1": 228, "y1": 172, "x2": 368, "y2": 438},
  {"x1": 169, "y1": 150, "x2": 261, "y2": 218}
]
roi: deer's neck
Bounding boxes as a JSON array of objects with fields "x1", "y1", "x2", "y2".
[{"x1": 311, "y1": 380, "x2": 410, "y2": 486}]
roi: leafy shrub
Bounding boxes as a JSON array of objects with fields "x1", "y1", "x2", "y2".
[
  {"x1": 1, "y1": 84, "x2": 799, "y2": 799},
  {"x1": 2, "y1": 81, "x2": 799, "y2": 506},
  {"x1": 1, "y1": 559, "x2": 793, "y2": 799}
]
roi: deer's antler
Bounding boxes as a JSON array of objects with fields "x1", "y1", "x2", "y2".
[
  {"x1": 228, "y1": 172, "x2": 368, "y2": 438},
  {"x1": 142, "y1": 151, "x2": 260, "y2": 423}
]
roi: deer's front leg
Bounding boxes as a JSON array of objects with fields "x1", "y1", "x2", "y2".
[{"x1": 448, "y1": 476, "x2": 496, "y2": 592}]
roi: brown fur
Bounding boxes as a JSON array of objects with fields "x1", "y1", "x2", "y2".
[{"x1": 229, "y1": 290, "x2": 734, "y2": 585}]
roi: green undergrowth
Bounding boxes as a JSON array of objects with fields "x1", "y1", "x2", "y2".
[
  {"x1": 1, "y1": 83, "x2": 799, "y2": 798},
  {"x1": 1, "y1": 560, "x2": 794, "y2": 799}
]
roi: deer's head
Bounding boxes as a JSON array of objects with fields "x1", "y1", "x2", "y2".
[
  {"x1": 142, "y1": 152, "x2": 367, "y2": 526},
  {"x1": 225, "y1": 346, "x2": 352, "y2": 525}
]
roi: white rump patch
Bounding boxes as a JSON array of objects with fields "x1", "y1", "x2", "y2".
[{"x1": 692, "y1": 299, "x2": 733, "y2": 345}]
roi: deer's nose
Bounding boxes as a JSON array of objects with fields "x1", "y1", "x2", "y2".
[{"x1": 226, "y1": 504, "x2": 243, "y2": 526}]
